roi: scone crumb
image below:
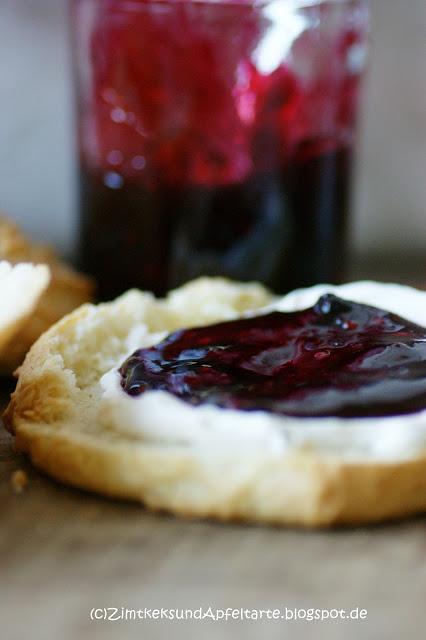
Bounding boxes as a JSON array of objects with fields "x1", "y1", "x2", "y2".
[{"x1": 11, "y1": 469, "x2": 28, "y2": 494}]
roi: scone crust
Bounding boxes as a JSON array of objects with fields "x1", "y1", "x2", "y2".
[
  {"x1": 5, "y1": 278, "x2": 426, "y2": 527},
  {"x1": 10, "y1": 421, "x2": 426, "y2": 527}
]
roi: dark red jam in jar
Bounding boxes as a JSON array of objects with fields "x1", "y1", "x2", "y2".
[
  {"x1": 71, "y1": 0, "x2": 369, "y2": 299},
  {"x1": 119, "y1": 295, "x2": 426, "y2": 418}
]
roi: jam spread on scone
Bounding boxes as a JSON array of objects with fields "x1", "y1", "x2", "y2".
[{"x1": 119, "y1": 295, "x2": 426, "y2": 418}]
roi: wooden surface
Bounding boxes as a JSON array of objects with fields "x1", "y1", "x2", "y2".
[{"x1": 1, "y1": 392, "x2": 426, "y2": 640}]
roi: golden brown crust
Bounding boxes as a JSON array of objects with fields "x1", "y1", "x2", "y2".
[
  {"x1": 5, "y1": 277, "x2": 426, "y2": 527},
  {"x1": 0, "y1": 216, "x2": 94, "y2": 372},
  {"x1": 10, "y1": 421, "x2": 426, "y2": 527}
]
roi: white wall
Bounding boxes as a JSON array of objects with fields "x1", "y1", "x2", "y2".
[
  {"x1": 0, "y1": 0, "x2": 426, "y2": 256},
  {"x1": 0, "y1": 0, "x2": 75, "y2": 252},
  {"x1": 354, "y1": 0, "x2": 426, "y2": 254}
]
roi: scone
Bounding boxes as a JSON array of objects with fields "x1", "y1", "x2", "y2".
[
  {"x1": 0, "y1": 217, "x2": 93, "y2": 373},
  {"x1": 5, "y1": 277, "x2": 426, "y2": 527},
  {"x1": 0, "y1": 261, "x2": 50, "y2": 355}
]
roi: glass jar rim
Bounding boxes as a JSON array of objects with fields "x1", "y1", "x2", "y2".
[{"x1": 84, "y1": 0, "x2": 364, "y2": 7}]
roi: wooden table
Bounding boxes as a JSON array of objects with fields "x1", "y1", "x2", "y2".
[{"x1": 2, "y1": 401, "x2": 426, "y2": 640}]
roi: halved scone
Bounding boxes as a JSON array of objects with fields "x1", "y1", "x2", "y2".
[
  {"x1": 0, "y1": 217, "x2": 93, "y2": 373},
  {"x1": 0, "y1": 261, "x2": 50, "y2": 355},
  {"x1": 5, "y1": 277, "x2": 426, "y2": 527}
]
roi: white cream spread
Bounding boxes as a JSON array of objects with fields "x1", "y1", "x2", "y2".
[{"x1": 100, "y1": 281, "x2": 426, "y2": 460}]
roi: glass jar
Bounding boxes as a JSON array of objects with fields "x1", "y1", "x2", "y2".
[{"x1": 70, "y1": 0, "x2": 369, "y2": 299}]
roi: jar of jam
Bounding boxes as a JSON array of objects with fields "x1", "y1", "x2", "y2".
[{"x1": 70, "y1": 0, "x2": 369, "y2": 299}]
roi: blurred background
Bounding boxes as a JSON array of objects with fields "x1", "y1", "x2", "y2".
[{"x1": 0, "y1": 0, "x2": 425, "y2": 278}]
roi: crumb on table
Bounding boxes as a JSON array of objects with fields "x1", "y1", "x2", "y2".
[{"x1": 10, "y1": 469, "x2": 28, "y2": 493}]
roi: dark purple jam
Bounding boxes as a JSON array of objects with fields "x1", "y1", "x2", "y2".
[
  {"x1": 119, "y1": 295, "x2": 426, "y2": 418},
  {"x1": 78, "y1": 147, "x2": 351, "y2": 299}
]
